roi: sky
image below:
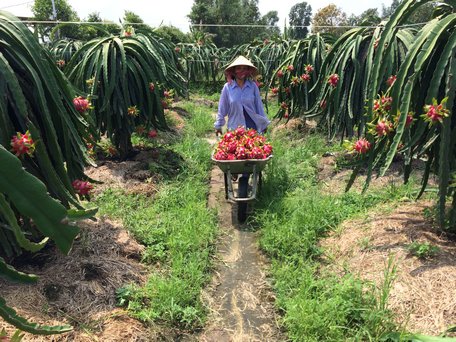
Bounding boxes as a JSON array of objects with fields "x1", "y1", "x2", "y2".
[{"x1": 2, "y1": 0, "x2": 393, "y2": 33}]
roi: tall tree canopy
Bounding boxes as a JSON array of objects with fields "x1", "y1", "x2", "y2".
[
  {"x1": 381, "y1": 0, "x2": 400, "y2": 18},
  {"x1": 188, "y1": 0, "x2": 279, "y2": 47},
  {"x1": 123, "y1": 10, "x2": 153, "y2": 32},
  {"x1": 260, "y1": 10, "x2": 280, "y2": 39},
  {"x1": 32, "y1": 0, "x2": 80, "y2": 40},
  {"x1": 347, "y1": 8, "x2": 381, "y2": 27},
  {"x1": 288, "y1": 2, "x2": 312, "y2": 39},
  {"x1": 311, "y1": 4, "x2": 348, "y2": 37},
  {"x1": 382, "y1": 0, "x2": 435, "y2": 23}
]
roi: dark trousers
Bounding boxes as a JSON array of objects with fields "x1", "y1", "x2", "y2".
[
  {"x1": 243, "y1": 107, "x2": 257, "y2": 130},
  {"x1": 241, "y1": 108, "x2": 256, "y2": 179}
]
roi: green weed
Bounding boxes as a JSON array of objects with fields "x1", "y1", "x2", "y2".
[
  {"x1": 93, "y1": 95, "x2": 217, "y2": 329},
  {"x1": 253, "y1": 131, "x2": 421, "y2": 341},
  {"x1": 407, "y1": 241, "x2": 440, "y2": 259}
]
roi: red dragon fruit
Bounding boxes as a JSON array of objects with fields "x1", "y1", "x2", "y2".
[
  {"x1": 72, "y1": 179, "x2": 94, "y2": 196},
  {"x1": 422, "y1": 98, "x2": 449, "y2": 124},
  {"x1": 227, "y1": 141, "x2": 237, "y2": 153},
  {"x1": 214, "y1": 128, "x2": 273, "y2": 161},
  {"x1": 215, "y1": 150, "x2": 228, "y2": 160},
  {"x1": 10, "y1": 131, "x2": 35, "y2": 157},
  {"x1": 73, "y1": 96, "x2": 90, "y2": 113},
  {"x1": 247, "y1": 128, "x2": 257, "y2": 138},
  {"x1": 250, "y1": 146, "x2": 264, "y2": 159},
  {"x1": 235, "y1": 146, "x2": 248, "y2": 159},
  {"x1": 305, "y1": 64, "x2": 314, "y2": 73},
  {"x1": 353, "y1": 138, "x2": 371, "y2": 154},
  {"x1": 375, "y1": 120, "x2": 392, "y2": 137},
  {"x1": 234, "y1": 126, "x2": 246, "y2": 137},
  {"x1": 148, "y1": 129, "x2": 158, "y2": 138},
  {"x1": 386, "y1": 75, "x2": 397, "y2": 87},
  {"x1": 263, "y1": 144, "x2": 273, "y2": 155},
  {"x1": 301, "y1": 73, "x2": 311, "y2": 82},
  {"x1": 328, "y1": 74, "x2": 340, "y2": 88}
]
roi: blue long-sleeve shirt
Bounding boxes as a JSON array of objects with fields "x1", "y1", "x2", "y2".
[{"x1": 214, "y1": 80, "x2": 270, "y2": 133}]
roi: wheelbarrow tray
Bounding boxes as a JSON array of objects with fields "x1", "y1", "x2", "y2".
[
  {"x1": 211, "y1": 155, "x2": 273, "y2": 174},
  {"x1": 211, "y1": 155, "x2": 273, "y2": 203}
]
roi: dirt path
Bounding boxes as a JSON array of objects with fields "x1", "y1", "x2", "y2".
[{"x1": 199, "y1": 142, "x2": 284, "y2": 341}]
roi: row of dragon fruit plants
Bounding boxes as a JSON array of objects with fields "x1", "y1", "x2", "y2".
[
  {"x1": 174, "y1": 0, "x2": 456, "y2": 234},
  {"x1": 0, "y1": 9, "x2": 192, "y2": 335},
  {"x1": 269, "y1": 0, "x2": 456, "y2": 234}
]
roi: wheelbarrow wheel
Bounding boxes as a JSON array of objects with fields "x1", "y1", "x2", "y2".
[{"x1": 237, "y1": 176, "x2": 248, "y2": 223}]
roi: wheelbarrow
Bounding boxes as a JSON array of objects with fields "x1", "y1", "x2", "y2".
[{"x1": 211, "y1": 155, "x2": 273, "y2": 223}]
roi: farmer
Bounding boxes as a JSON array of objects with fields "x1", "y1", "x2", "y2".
[
  {"x1": 214, "y1": 56, "x2": 270, "y2": 184},
  {"x1": 214, "y1": 55, "x2": 270, "y2": 136}
]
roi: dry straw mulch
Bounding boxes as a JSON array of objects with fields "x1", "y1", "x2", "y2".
[
  {"x1": 0, "y1": 218, "x2": 150, "y2": 341},
  {"x1": 321, "y1": 200, "x2": 456, "y2": 336}
]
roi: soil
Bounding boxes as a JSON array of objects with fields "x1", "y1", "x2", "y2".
[{"x1": 1, "y1": 110, "x2": 455, "y2": 340}]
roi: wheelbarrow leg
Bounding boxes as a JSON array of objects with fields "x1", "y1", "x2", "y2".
[
  {"x1": 237, "y1": 175, "x2": 249, "y2": 223},
  {"x1": 224, "y1": 172, "x2": 228, "y2": 199}
]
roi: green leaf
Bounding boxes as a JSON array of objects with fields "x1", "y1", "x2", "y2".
[
  {"x1": 0, "y1": 297, "x2": 72, "y2": 335},
  {"x1": 66, "y1": 207, "x2": 98, "y2": 221},
  {"x1": 0, "y1": 146, "x2": 79, "y2": 254},
  {"x1": 0, "y1": 257, "x2": 37, "y2": 283}
]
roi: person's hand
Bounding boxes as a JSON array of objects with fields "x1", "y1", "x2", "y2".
[{"x1": 215, "y1": 129, "x2": 222, "y2": 136}]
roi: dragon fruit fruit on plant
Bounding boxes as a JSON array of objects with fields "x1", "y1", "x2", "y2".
[
  {"x1": 10, "y1": 131, "x2": 35, "y2": 157},
  {"x1": 353, "y1": 138, "x2": 371, "y2": 154},
  {"x1": 148, "y1": 129, "x2": 158, "y2": 138},
  {"x1": 73, "y1": 96, "x2": 90, "y2": 113},
  {"x1": 72, "y1": 179, "x2": 94, "y2": 196},
  {"x1": 328, "y1": 74, "x2": 340, "y2": 88},
  {"x1": 214, "y1": 127, "x2": 273, "y2": 160},
  {"x1": 422, "y1": 97, "x2": 449, "y2": 124}
]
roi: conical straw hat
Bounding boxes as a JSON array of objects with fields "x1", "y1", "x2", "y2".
[{"x1": 224, "y1": 56, "x2": 257, "y2": 74}]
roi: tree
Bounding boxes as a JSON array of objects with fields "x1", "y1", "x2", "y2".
[
  {"x1": 188, "y1": 0, "x2": 218, "y2": 38},
  {"x1": 382, "y1": 0, "x2": 435, "y2": 23},
  {"x1": 188, "y1": 0, "x2": 272, "y2": 47},
  {"x1": 381, "y1": 0, "x2": 400, "y2": 19},
  {"x1": 154, "y1": 25, "x2": 190, "y2": 44},
  {"x1": 260, "y1": 11, "x2": 280, "y2": 39},
  {"x1": 347, "y1": 8, "x2": 381, "y2": 27},
  {"x1": 288, "y1": 2, "x2": 312, "y2": 39},
  {"x1": 311, "y1": 4, "x2": 348, "y2": 37},
  {"x1": 407, "y1": 2, "x2": 436, "y2": 23},
  {"x1": 123, "y1": 10, "x2": 153, "y2": 33},
  {"x1": 77, "y1": 12, "x2": 120, "y2": 40},
  {"x1": 32, "y1": 0, "x2": 80, "y2": 41}
]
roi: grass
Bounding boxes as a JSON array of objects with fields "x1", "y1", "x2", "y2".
[
  {"x1": 93, "y1": 96, "x2": 217, "y2": 329},
  {"x1": 253, "y1": 128, "x2": 422, "y2": 341},
  {"x1": 90, "y1": 91, "x2": 439, "y2": 338}
]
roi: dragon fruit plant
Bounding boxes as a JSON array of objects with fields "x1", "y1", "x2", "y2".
[{"x1": 66, "y1": 30, "x2": 186, "y2": 159}]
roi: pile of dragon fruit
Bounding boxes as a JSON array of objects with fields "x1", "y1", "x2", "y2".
[{"x1": 213, "y1": 127, "x2": 273, "y2": 160}]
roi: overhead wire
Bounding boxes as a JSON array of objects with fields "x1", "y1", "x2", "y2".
[
  {"x1": 5, "y1": 19, "x2": 431, "y2": 29},
  {"x1": 0, "y1": 1, "x2": 34, "y2": 10}
]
